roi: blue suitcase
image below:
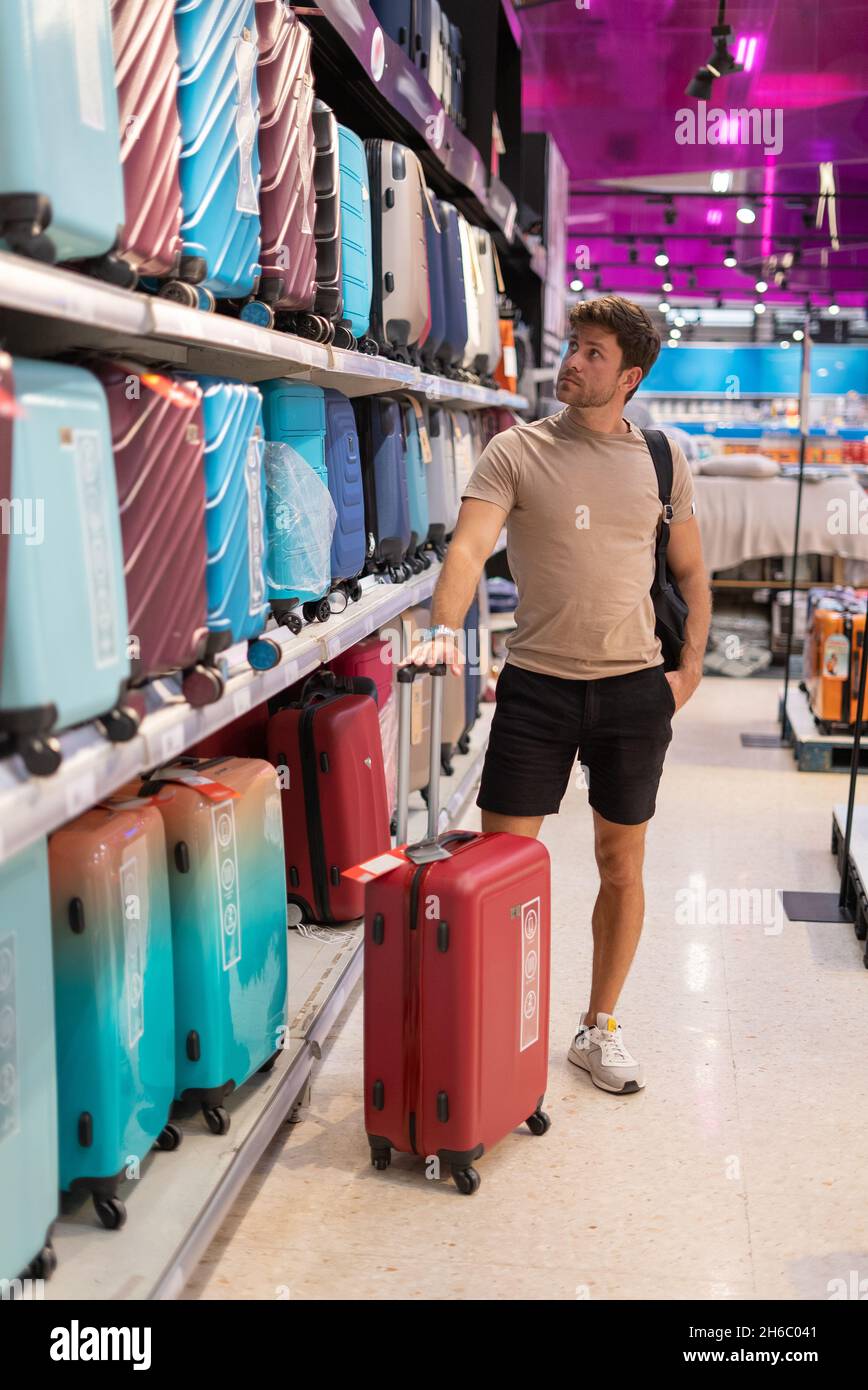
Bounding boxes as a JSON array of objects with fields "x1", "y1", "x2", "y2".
[
  {"x1": 421, "y1": 191, "x2": 446, "y2": 371},
  {"x1": 140, "y1": 756, "x2": 288, "y2": 1134},
  {"x1": 0, "y1": 359, "x2": 133, "y2": 777},
  {"x1": 354, "y1": 395, "x2": 411, "y2": 580},
  {"x1": 324, "y1": 389, "x2": 367, "y2": 600},
  {"x1": 437, "y1": 202, "x2": 469, "y2": 372},
  {"x1": 370, "y1": 0, "x2": 413, "y2": 55},
  {"x1": 260, "y1": 380, "x2": 332, "y2": 629},
  {"x1": 0, "y1": 841, "x2": 59, "y2": 1281},
  {"x1": 0, "y1": 0, "x2": 128, "y2": 277},
  {"x1": 195, "y1": 376, "x2": 280, "y2": 671},
  {"x1": 168, "y1": 0, "x2": 262, "y2": 302},
  {"x1": 399, "y1": 396, "x2": 430, "y2": 569},
  {"x1": 411, "y1": 0, "x2": 434, "y2": 75},
  {"x1": 337, "y1": 124, "x2": 374, "y2": 347},
  {"x1": 49, "y1": 796, "x2": 177, "y2": 1230},
  {"x1": 449, "y1": 22, "x2": 465, "y2": 130}
]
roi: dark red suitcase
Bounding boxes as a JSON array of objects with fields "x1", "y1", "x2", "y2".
[
  {"x1": 0, "y1": 352, "x2": 13, "y2": 681},
  {"x1": 267, "y1": 671, "x2": 391, "y2": 924},
  {"x1": 110, "y1": 0, "x2": 183, "y2": 279},
  {"x1": 362, "y1": 663, "x2": 552, "y2": 1194},
  {"x1": 95, "y1": 362, "x2": 220, "y2": 707},
  {"x1": 253, "y1": 0, "x2": 317, "y2": 315}
]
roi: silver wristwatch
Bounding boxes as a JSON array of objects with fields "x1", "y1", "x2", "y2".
[{"x1": 419, "y1": 625, "x2": 456, "y2": 642}]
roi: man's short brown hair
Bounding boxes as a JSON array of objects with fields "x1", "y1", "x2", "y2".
[{"x1": 568, "y1": 295, "x2": 661, "y2": 401}]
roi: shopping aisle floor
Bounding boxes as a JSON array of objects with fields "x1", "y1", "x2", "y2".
[{"x1": 183, "y1": 676, "x2": 868, "y2": 1301}]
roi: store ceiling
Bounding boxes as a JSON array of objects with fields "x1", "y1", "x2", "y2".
[{"x1": 517, "y1": 0, "x2": 868, "y2": 306}]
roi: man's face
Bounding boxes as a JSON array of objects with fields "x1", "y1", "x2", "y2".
[{"x1": 556, "y1": 325, "x2": 638, "y2": 408}]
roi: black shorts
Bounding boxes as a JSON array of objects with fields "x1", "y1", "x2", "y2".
[{"x1": 477, "y1": 661, "x2": 675, "y2": 826}]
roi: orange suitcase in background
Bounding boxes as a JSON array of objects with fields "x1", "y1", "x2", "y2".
[
  {"x1": 806, "y1": 606, "x2": 868, "y2": 732},
  {"x1": 494, "y1": 317, "x2": 517, "y2": 394}
]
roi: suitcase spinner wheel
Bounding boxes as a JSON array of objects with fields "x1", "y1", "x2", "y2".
[{"x1": 302, "y1": 597, "x2": 332, "y2": 623}]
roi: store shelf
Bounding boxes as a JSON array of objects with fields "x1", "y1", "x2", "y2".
[{"x1": 0, "y1": 252, "x2": 527, "y2": 411}]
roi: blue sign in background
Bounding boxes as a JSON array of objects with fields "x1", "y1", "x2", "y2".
[{"x1": 639, "y1": 345, "x2": 868, "y2": 396}]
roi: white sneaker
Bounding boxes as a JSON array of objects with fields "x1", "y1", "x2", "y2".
[{"x1": 568, "y1": 1012, "x2": 645, "y2": 1094}]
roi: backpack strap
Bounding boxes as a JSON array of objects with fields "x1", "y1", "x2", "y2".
[{"x1": 641, "y1": 428, "x2": 674, "y2": 591}]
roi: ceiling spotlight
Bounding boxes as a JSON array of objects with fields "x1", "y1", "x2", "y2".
[
  {"x1": 666, "y1": 339, "x2": 678, "y2": 348},
  {"x1": 674, "y1": 315, "x2": 686, "y2": 327},
  {"x1": 828, "y1": 302, "x2": 840, "y2": 315},
  {"x1": 685, "y1": 1, "x2": 744, "y2": 99},
  {"x1": 655, "y1": 251, "x2": 670, "y2": 268},
  {"x1": 753, "y1": 302, "x2": 766, "y2": 314},
  {"x1": 669, "y1": 328, "x2": 682, "y2": 339},
  {"x1": 570, "y1": 279, "x2": 584, "y2": 292},
  {"x1": 662, "y1": 281, "x2": 674, "y2": 293},
  {"x1": 755, "y1": 280, "x2": 768, "y2": 293},
  {"x1": 723, "y1": 252, "x2": 737, "y2": 268},
  {"x1": 736, "y1": 205, "x2": 757, "y2": 225},
  {"x1": 793, "y1": 329, "x2": 805, "y2": 341},
  {"x1": 658, "y1": 301, "x2": 671, "y2": 313},
  {"x1": 780, "y1": 340, "x2": 791, "y2": 349}
]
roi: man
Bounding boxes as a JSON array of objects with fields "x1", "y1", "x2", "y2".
[{"x1": 405, "y1": 295, "x2": 711, "y2": 1094}]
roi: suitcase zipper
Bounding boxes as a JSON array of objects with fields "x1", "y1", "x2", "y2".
[{"x1": 299, "y1": 704, "x2": 332, "y2": 923}]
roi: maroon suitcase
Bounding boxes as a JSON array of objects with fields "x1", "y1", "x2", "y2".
[
  {"x1": 110, "y1": 0, "x2": 183, "y2": 279},
  {"x1": 267, "y1": 671, "x2": 390, "y2": 925},
  {"x1": 253, "y1": 0, "x2": 317, "y2": 315},
  {"x1": 0, "y1": 353, "x2": 13, "y2": 682},
  {"x1": 95, "y1": 362, "x2": 220, "y2": 707},
  {"x1": 362, "y1": 663, "x2": 552, "y2": 1195}
]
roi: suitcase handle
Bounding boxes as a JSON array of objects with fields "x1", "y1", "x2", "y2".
[{"x1": 395, "y1": 662, "x2": 447, "y2": 848}]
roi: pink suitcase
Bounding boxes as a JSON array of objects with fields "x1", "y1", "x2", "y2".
[
  {"x1": 110, "y1": 0, "x2": 183, "y2": 279},
  {"x1": 362, "y1": 663, "x2": 552, "y2": 1195}
]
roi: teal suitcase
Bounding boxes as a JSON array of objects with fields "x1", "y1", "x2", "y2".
[
  {"x1": 0, "y1": 841, "x2": 59, "y2": 1281},
  {"x1": 399, "y1": 395, "x2": 431, "y2": 571},
  {"x1": 0, "y1": 0, "x2": 129, "y2": 279}
]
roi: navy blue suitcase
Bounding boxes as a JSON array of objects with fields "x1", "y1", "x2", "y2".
[
  {"x1": 449, "y1": 22, "x2": 465, "y2": 131},
  {"x1": 324, "y1": 388, "x2": 367, "y2": 600},
  {"x1": 370, "y1": 0, "x2": 412, "y2": 56},
  {"x1": 354, "y1": 395, "x2": 411, "y2": 580},
  {"x1": 421, "y1": 191, "x2": 446, "y2": 371},
  {"x1": 411, "y1": 0, "x2": 433, "y2": 75},
  {"x1": 437, "y1": 201, "x2": 468, "y2": 372}
]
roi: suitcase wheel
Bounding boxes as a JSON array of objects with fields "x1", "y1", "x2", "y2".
[
  {"x1": 332, "y1": 324, "x2": 355, "y2": 350},
  {"x1": 94, "y1": 1195, "x2": 126, "y2": 1231},
  {"x1": 240, "y1": 299, "x2": 275, "y2": 329},
  {"x1": 182, "y1": 664, "x2": 225, "y2": 708},
  {"x1": 457, "y1": 732, "x2": 471, "y2": 755},
  {"x1": 302, "y1": 598, "x2": 331, "y2": 624},
  {"x1": 20, "y1": 734, "x2": 62, "y2": 778},
  {"x1": 526, "y1": 1108, "x2": 552, "y2": 1137},
  {"x1": 258, "y1": 1051, "x2": 279, "y2": 1075},
  {"x1": 369, "y1": 1141, "x2": 391, "y2": 1170},
  {"x1": 452, "y1": 1165, "x2": 481, "y2": 1196},
  {"x1": 348, "y1": 579, "x2": 363, "y2": 604},
  {"x1": 279, "y1": 609, "x2": 304, "y2": 636},
  {"x1": 358, "y1": 336, "x2": 379, "y2": 356},
  {"x1": 154, "y1": 1122, "x2": 183, "y2": 1153},
  {"x1": 158, "y1": 279, "x2": 199, "y2": 309},
  {"x1": 27, "y1": 1238, "x2": 58, "y2": 1281},
  {"x1": 248, "y1": 636, "x2": 282, "y2": 671},
  {"x1": 2, "y1": 220, "x2": 55, "y2": 263},
  {"x1": 203, "y1": 1104, "x2": 230, "y2": 1136},
  {"x1": 99, "y1": 703, "x2": 141, "y2": 743},
  {"x1": 196, "y1": 286, "x2": 216, "y2": 313}
]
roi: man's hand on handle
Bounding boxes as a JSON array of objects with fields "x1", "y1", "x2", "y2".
[{"x1": 400, "y1": 632, "x2": 464, "y2": 679}]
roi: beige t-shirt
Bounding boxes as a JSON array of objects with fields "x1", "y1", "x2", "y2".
[{"x1": 461, "y1": 408, "x2": 696, "y2": 680}]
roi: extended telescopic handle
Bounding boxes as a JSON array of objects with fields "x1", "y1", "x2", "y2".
[{"x1": 395, "y1": 661, "x2": 447, "y2": 848}]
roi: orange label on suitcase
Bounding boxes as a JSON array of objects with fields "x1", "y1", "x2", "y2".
[{"x1": 342, "y1": 848, "x2": 409, "y2": 884}]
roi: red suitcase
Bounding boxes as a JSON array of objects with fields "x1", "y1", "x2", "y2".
[
  {"x1": 251, "y1": 0, "x2": 317, "y2": 316},
  {"x1": 267, "y1": 671, "x2": 391, "y2": 924},
  {"x1": 188, "y1": 699, "x2": 270, "y2": 760},
  {"x1": 328, "y1": 635, "x2": 392, "y2": 710},
  {"x1": 0, "y1": 353, "x2": 13, "y2": 681},
  {"x1": 362, "y1": 663, "x2": 552, "y2": 1195},
  {"x1": 110, "y1": 0, "x2": 183, "y2": 279},
  {"x1": 95, "y1": 362, "x2": 220, "y2": 707}
]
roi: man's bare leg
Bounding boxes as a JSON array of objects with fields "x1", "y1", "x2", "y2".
[
  {"x1": 480, "y1": 810, "x2": 544, "y2": 838},
  {"x1": 584, "y1": 811, "x2": 649, "y2": 1021}
]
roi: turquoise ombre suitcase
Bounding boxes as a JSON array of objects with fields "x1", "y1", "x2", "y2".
[
  {"x1": 49, "y1": 797, "x2": 178, "y2": 1231},
  {"x1": 337, "y1": 124, "x2": 375, "y2": 348},
  {"x1": 140, "y1": 757, "x2": 288, "y2": 1135},
  {"x1": 260, "y1": 380, "x2": 332, "y2": 631},
  {"x1": 196, "y1": 377, "x2": 280, "y2": 671},
  {"x1": 399, "y1": 395, "x2": 431, "y2": 570},
  {"x1": 0, "y1": 0, "x2": 128, "y2": 279},
  {"x1": 0, "y1": 359, "x2": 133, "y2": 777},
  {"x1": 0, "y1": 841, "x2": 59, "y2": 1282},
  {"x1": 163, "y1": 0, "x2": 262, "y2": 304}
]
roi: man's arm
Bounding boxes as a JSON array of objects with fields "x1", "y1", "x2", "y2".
[{"x1": 664, "y1": 515, "x2": 711, "y2": 708}]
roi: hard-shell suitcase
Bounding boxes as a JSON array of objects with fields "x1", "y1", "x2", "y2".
[
  {"x1": 807, "y1": 605, "x2": 868, "y2": 732},
  {"x1": 439, "y1": 8, "x2": 453, "y2": 115},
  {"x1": 0, "y1": 359, "x2": 132, "y2": 776},
  {"x1": 49, "y1": 797, "x2": 177, "y2": 1229},
  {"x1": 362, "y1": 661, "x2": 551, "y2": 1193},
  {"x1": 166, "y1": 0, "x2": 261, "y2": 303},
  {"x1": 268, "y1": 672, "x2": 390, "y2": 924},
  {"x1": 354, "y1": 395, "x2": 412, "y2": 578},
  {"x1": 260, "y1": 380, "x2": 331, "y2": 627},
  {"x1": 426, "y1": 404, "x2": 460, "y2": 555},
  {"x1": 196, "y1": 376, "x2": 280, "y2": 671},
  {"x1": 329, "y1": 636, "x2": 392, "y2": 712},
  {"x1": 474, "y1": 229, "x2": 504, "y2": 380},
  {"x1": 421, "y1": 191, "x2": 446, "y2": 371},
  {"x1": 495, "y1": 315, "x2": 518, "y2": 394},
  {"x1": 366, "y1": 139, "x2": 431, "y2": 360},
  {"x1": 370, "y1": 0, "x2": 413, "y2": 55},
  {"x1": 0, "y1": 354, "x2": 13, "y2": 690},
  {"x1": 95, "y1": 363, "x2": 220, "y2": 707},
  {"x1": 141, "y1": 756, "x2": 288, "y2": 1132},
  {"x1": 450, "y1": 408, "x2": 475, "y2": 497},
  {"x1": 110, "y1": 0, "x2": 183, "y2": 279},
  {"x1": 400, "y1": 397, "x2": 431, "y2": 568},
  {"x1": 0, "y1": 841, "x2": 58, "y2": 1280},
  {"x1": 449, "y1": 22, "x2": 465, "y2": 130},
  {"x1": 0, "y1": 0, "x2": 128, "y2": 278},
  {"x1": 428, "y1": 1, "x2": 445, "y2": 100},
  {"x1": 324, "y1": 388, "x2": 367, "y2": 597},
  {"x1": 437, "y1": 202, "x2": 468, "y2": 373},
  {"x1": 411, "y1": 0, "x2": 434, "y2": 75},
  {"x1": 458, "y1": 214, "x2": 483, "y2": 374},
  {"x1": 337, "y1": 124, "x2": 375, "y2": 347},
  {"x1": 312, "y1": 99, "x2": 343, "y2": 327},
  {"x1": 246, "y1": 0, "x2": 316, "y2": 319}
]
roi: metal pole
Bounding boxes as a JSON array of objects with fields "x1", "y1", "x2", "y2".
[
  {"x1": 838, "y1": 616, "x2": 868, "y2": 910},
  {"x1": 780, "y1": 317, "x2": 812, "y2": 739}
]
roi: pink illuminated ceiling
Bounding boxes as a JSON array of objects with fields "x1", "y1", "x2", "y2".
[{"x1": 517, "y1": 0, "x2": 868, "y2": 304}]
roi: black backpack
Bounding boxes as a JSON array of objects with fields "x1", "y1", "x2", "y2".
[{"x1": 641, "y1": 429, "x2": 689, "y2": 672}]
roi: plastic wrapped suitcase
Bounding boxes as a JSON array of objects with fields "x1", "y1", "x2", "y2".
[
  {"x1": 110, "y1": 0, "x2": 183, "y2": 280},
  {"x1": 400, "y1": 397, "x2": 431, "y2": 569},
  {"x1": 268, "y1": 673, "x2": 390, "y2": 925},
  {"x1": 160, "y1": 0, "x2": 261, "y2": 305},
  {"x1": 140, "y1": 756, "x2": 288, "y2": 1133},
  {"x1": 260, "y1": 379, "x2": 333, "y2": 629},
  {"x1": 95, "y1": 362, "x2": 220, "y2": 708},
  {"x1": 437, "y1": 202, "x2": 468, "y2": 374},
  {"x1": 196, "y1": 377, "x2": 280, "y2": 671},
  {"x1": 0, "y1": 359, "x2": 132, "y2": 776},
  {"x1": 324, "y1": 389, "x2": 367, "y2": 600},
  {"x1": 449, "y1": 22, "x2": 465, "y2": 130},
  {"x1": 49, "y1": 796, "x2": 177, "y2": 1230},
  {"x1": 370, "y1": 0, "x2": 413, "y2": 55},
  {"x1": 311, "y1": 99, "x2": 343, "y2": 332},
  {"x1": 426, "y1": 405, "x2": 459, "y2": 556},
  {"x1": 421, "y1": 191, "x2": 446, "y2": 372},
  {"x1": 337, "y1": 124, "x2": 375, "y2": 348},
  {"x1": 354, "y1": 395, "x2": 412, "y2": 578},
  {"x1": 458, "y1": 214, "x2": 483, "y2": 375},
  {"x1": 366, "y1": 139, "x2": 431, "y2": 360},
  {"x1": 362, "y1": 661, "x2": 551, "y2": 1194},
  {"x1": 0, "y1": 0, "x2": 129, "y2": 280},
  {"x1": 0, "y1": 841, "x2": 59, "y2": 1281}
]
